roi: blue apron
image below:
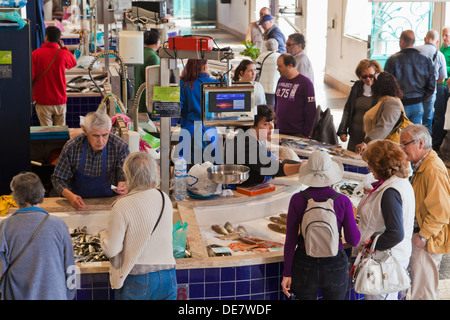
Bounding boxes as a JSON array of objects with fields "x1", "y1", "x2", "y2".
[{"x1": 71, "y1": 139, "x2": 114, "y2": 198}]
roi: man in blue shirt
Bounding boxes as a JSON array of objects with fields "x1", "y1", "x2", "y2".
[{"x1": 259, "y1": 14, "x2": 286, "y2": 54}]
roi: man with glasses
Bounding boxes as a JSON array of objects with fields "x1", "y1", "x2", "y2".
[
  {"x1": 384, "y1": 30, "x2": 435, "y2": 125},
  {"x1": 415, "y1": 30, "x2": 447, "y2": 132},
  {"x1": 286, "y1": 33, "x2": 314, "y2": 84},
  {"x1": 399, "y1": 124, "x2": 450, "y2": 300}
]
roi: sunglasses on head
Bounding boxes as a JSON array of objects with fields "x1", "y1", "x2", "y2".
[{"x1": 361, "y1": 74, "x2": 375, "y2": 79}]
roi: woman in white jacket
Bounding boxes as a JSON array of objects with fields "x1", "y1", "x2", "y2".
[
  {"x1": 100, "y1": 152, "x2": 177, "y2": 300},
  {"x1": 354, "y1": 139, "x2": 415, "y2": 300}
]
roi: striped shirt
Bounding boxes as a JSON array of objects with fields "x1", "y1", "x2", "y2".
[{"x1": 51, "y1": 133, "x2": 129, "y2": 195}]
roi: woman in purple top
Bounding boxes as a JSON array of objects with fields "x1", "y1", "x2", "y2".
[{"x1": 281, "y1": 150, "x2": 360, "y2": 300}]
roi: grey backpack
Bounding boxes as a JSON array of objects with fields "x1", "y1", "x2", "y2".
[{"x1": 300, "y1": 191, "x2": 340, "y2": 258}]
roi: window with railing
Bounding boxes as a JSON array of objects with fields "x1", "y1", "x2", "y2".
[{"x1": 370, "y1": 2, "x2": 433, "y2": 66}]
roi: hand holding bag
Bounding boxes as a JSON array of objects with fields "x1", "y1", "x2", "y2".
[{"x1": 351, "y1": 234, "x2": 410, "y2": 295}]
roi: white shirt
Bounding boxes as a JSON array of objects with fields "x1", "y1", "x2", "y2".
[
  {"x1": 255, "y1": 51, "x2": 281, "y2": 94},
  {"x1": 293, "y1": 51, "x2": 314, "y2": 84},
  {"x1": 252, "y1": 81, "x2": 267, "y2": 105}
]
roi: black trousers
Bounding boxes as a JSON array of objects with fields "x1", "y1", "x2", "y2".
[{"x1": 291, "y1": 249, "x2": 349, "y2": 300}]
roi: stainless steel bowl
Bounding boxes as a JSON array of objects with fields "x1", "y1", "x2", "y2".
[{"x1": 207, "y1": 164, "x2": 250, "y2": 185}]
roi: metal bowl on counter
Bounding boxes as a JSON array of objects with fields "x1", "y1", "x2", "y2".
[{"x1": 207, "y1": 164, "x2": 250, "y2": 186}]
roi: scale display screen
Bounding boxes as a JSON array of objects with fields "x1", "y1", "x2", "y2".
[
  {"x1": 207, "y1": 92, "x2": 251, "y2": 113},
  {"x1": 202, "y1": 84, "x2": 255, "y2": 127}
]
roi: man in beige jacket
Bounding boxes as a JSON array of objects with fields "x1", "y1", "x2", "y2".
[{"x1": 400, "y1": 124, "x2": 450, "y2": 300}]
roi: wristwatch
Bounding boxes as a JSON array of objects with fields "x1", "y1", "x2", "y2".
[{"x1": 418, "y1": 235, "x2": 428, "y2": 242}]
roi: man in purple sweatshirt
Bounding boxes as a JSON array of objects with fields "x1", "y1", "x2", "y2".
[{"x1": 274, "y1": 54, "x2": 317, "y2": 137}]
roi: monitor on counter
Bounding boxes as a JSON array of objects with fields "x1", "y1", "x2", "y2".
[{"x1": 202, "y1": 84, "x2": 255, "y2": 127}]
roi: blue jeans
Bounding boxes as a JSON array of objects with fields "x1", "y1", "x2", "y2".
[
  {"x1": 432, "y1": 84, "x2": 449, "y2": 150},
  {"x1": 115, "y1": 268, "x2": 178, "y2": 300},
  {"x1": 422, "y1": 92, "x2": 436, "y2": 132},
  {"x1": 404, "y1": 102, "x2": 424, "y2": 125},
  {"x1": 291, "y1": 249, "x2": 349, "y2": 300}
]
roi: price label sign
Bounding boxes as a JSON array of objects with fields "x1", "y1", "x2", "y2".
[{"x1": 152, "y1": 86, "x2": 181, "y2": 117}]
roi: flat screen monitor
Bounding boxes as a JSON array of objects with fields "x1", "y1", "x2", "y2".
[{"x1": 202, "y1": 84, "x2": 255, "y2": 127}]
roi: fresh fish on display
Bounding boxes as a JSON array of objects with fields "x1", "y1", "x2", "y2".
[
  {"x1": 238, "y1": 235, "x2": 284, "y2": 248},
  {"x1": 211, "y1": 224, "x2": 228, "y2": 235},
  {"x1": 71, "y1": 226, "x2": 108, "y2": 263},
  {"x1": 224, "y1": 221, "x2": 234, "y2": 234},
  {"x1": 269, "y1": 216, "x2": 287, "y2": 225},
  {"x1": 66, "y1": 73, "x2": 107, "y2": 94},
  {"x1": 228, "y1": 242, "x2": 257, "y2": 252},
  {"x1": 236, "y1": 225, "x2": 248, "y2": 235},
  {"x1": 215, "y1": 233, "x2": 241, "y2": 241},
  {"x1": 267, "y1": 223, "x2": 287, "y2": 234}
]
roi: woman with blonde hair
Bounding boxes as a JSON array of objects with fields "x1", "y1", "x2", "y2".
[
  {"x1": 354, "y1": 139, "x2": 415, "y2": 300},
  {"x1": 101, "y1": 152, "x2": 177, "y2": 300},
  {"x1": 337, "y1": 59, "x2": 382, "y2": 152}
]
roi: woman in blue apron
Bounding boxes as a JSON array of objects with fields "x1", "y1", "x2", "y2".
[{"x1": 179, "y1": 59, "x2": 223, "y2": 166}]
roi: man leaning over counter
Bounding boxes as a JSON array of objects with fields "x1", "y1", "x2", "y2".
[{"x1": 51, "y1": 112, "x2": 130, "y2": 209}]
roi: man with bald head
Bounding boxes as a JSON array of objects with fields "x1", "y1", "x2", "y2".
[
  {"x1": 416, "y1": 30, "x2": 448, "y2": 132},
  {"x1": 384, "y1": 30, "x2": 435, "y2": 125}
]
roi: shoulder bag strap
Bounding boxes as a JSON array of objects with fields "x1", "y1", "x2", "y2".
[
  {"x1": 32, "y1": 47, "x2": 60, "y2": 86},
  {"x1": 152, "y1": 189, "x2": 166, "y2": 235},
  {"x1": 255, "y1": 51, "x2": 274, "y2": 81},
  {"x1": 0, "y1": 214, "x2": 49, "y2": 281}
]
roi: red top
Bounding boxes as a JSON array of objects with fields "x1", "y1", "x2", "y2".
[{"x1": 32, "y1": 42, "x2": 77, "y2": 105}]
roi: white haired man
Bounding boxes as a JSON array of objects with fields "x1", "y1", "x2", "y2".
[
  {"x1": 400, "y1": 124, "x2": 450, "y2": 300},
  {"x1": 51, "y1": 112, "x2": 129, "y2": 209}
]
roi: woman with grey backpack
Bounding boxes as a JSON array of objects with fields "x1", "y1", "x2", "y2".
[{"x1": 281, "y1": 150, "x2": 360, "y2": 300}]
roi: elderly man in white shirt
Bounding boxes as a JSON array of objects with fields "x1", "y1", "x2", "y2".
[
  {"x1": 415, "y1": 29, "x2": 448, "y2": 132},
  {"x1": 255, "y1": 38, "x2": 281, "y2": 106},
  {"x1": 286, "y1": 33, "x2": 314, "y2": 84}
]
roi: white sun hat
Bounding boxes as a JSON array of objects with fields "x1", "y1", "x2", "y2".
[{"x1": 298, "y1": 150, "x2": 344, "y2": 187}]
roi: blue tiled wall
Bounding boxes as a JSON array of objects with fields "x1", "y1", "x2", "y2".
[
  {"x1": 31, "y1": 96, "x2": 102, "y2": 128},
  {"x1": 75, "y1": 261, "x2": 364, "y2": 301}
]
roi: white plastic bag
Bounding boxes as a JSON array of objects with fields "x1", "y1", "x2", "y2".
[{"x1": 186, "y1": 162, "x2": 222, "y2": 196}]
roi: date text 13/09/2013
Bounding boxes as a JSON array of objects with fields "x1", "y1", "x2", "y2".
[{"x1": 178, "y1": 304, "x2": 272, "y2": 317}]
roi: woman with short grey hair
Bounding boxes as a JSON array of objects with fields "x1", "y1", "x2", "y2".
[
  {"x1": 10, "y1": 171, "x2": 45, "y2": 207},
  {"x1": 101, "y1": 152, "x2": 176, "y2": 300},
  {"x1": 0, "y1": 172, "x2": 76, "y2": 300},
  {"x1": 123, "y1": 151, "x2": 160, "y2": 191}
]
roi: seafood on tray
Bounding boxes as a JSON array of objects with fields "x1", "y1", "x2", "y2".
[
  {"x1": 265, "y1": 212, "x2": 289, "y2": 234},
  {"x1": 71, "y1": 226, "x2": 108, "y2": 263},
  {"x1": 209, "y1": 221, "x2": 283, "y2": 256}
]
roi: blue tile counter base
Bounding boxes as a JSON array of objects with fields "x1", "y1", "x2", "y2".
[
  {"x1": 75, "y1": 262, "x2": 364, "y2": 301},
  {"x1": 30, "y1": 96, "x2": 102, "y2": 128}
]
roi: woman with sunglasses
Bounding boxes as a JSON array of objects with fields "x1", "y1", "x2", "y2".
[
  {"x1": 337, "y1": 59, "x2": 382, "y2": 152},
  {"x1": 355, "y1": 72, "x2": 406, "y2": 155}
]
